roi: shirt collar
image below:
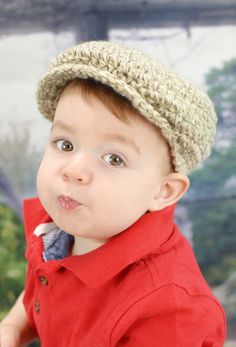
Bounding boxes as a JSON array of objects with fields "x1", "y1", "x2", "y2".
[{"x1": 23, "y1": 197, "x2": 177, "y2": 289}]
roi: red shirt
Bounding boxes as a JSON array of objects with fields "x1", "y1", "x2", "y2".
[{"x1": 23, "y1": 198, "x2": 226, "y2": 347}]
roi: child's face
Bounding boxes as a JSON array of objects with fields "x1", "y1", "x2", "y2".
[{"x1": 37, "y1": 84, "x2": 171, "y2": 243}]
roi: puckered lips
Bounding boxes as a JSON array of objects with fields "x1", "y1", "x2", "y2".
[{"x1": 57, "y1": 195, "x2": 81, "y2": 210}]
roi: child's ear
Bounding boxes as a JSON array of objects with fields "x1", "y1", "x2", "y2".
[{"x1": 148, "y1": 173, "x2": 190, "y2": 211}]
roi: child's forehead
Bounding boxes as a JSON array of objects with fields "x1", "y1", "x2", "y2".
[
  {"x1": 55, "y1": 89, "x2": 152, "y2": 133},
  {"x1": 54, "y1": 89, "x2": 167, "y2": 150},
  {"x1": 60, "y1": 79, "x2": 143, "y2": 127},
  {"x1": 53, "y1": 82, "x2": 172, "y2": 172}
]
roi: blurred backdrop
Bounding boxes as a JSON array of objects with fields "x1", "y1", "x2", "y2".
[{"x1": 0, "y1": 1, "x2": 236, "y2": 346}]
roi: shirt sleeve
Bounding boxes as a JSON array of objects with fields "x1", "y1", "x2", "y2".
[{"x1": 110, "y1": 285, "x2": 226, "y2": 347}]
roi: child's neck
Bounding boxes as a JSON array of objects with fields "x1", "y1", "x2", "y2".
[{"x1": 72, "y1": 235, "x2": 106, "y2": 255}]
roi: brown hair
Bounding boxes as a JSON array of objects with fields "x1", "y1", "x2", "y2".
[{"x1": 65, "y1": 78, "x2": 141, "y2": 124}]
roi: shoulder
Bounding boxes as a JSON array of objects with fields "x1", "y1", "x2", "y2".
[
  {"x1": 106, "y1": 283, "x2": 226, "y2": 346},
  {"x1": 104, "y1": 234, "x2": 226, "y2": 346}
]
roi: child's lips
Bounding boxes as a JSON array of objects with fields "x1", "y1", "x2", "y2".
[{"x1": 57, "y1": 195, "x2": 82, "y2": 210}]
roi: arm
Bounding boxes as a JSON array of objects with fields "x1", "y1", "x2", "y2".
[{"x1": 0, "y1": 291, "x2": 37, "y2": 347}]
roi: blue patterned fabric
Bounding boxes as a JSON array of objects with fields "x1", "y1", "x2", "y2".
[{"x1": 43, "y1": 230, "x2": 74, "y2": 261}]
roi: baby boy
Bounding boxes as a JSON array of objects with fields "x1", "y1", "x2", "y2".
[{"x1": 0, "y1": 41, "x2": 226, "y2": 346}]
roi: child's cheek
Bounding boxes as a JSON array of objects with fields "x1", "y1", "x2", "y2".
[{"x1": 36, "y1": 161, "x2": 47, "y2": 196}]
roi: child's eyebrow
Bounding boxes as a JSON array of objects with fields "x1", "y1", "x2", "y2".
[
  {"x1": 103, "y1": 133, "x2": 140, "y2": 155},
  {"x1": 51, "y1": 121, "x2": 73, "y2": 132}
]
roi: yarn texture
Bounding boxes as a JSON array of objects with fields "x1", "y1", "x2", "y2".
[{"x1": 37, "y1": 40, "x2": 217, "y2": 174}]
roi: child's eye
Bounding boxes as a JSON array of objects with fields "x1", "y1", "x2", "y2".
[
  {"x1": 55, "y1": 139, "x2": 74, "y2": 152},
  {"x1": 103, "y1": 153, "x2": 125, "y2": 167}
]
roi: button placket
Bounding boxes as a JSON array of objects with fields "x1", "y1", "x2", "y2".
[{"x1": 34, "y1": 274, "x2": 49, "y2": 315}]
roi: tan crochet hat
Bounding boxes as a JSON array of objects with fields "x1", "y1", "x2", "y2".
[{"x1": 37, "y1": 40, "x2": 217, "y2": 174}]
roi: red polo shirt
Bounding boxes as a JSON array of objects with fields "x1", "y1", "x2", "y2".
[{"x1": 23, "y1": 198, "x2": 226, "y2": 347}]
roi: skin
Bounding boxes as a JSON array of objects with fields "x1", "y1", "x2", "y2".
[
  {"x1": 0, "y1": 291, "x2": 36, "y2": 347},
  {"x1": 36, "y1": 84, "x2": 189, "y2": 255},
  {"x1": 0, "y1": 83, "x2": 189, "y2": 346}
]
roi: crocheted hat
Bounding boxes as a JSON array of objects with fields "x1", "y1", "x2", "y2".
[{"x1": 37, "y1": 40, "x2": 217, "y2": 174}]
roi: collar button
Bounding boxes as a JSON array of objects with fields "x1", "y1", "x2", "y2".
[
  {"x1": 35, "y1": 300, "x2": 40, "y2": 313},
  {"x1": 38, "y1": 275, "x2": 48, "y2": 286}
]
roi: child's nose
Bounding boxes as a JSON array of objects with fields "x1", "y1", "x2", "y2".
[{"x1": 61, "y1": 153, "x2": 92, "y2": 184}]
